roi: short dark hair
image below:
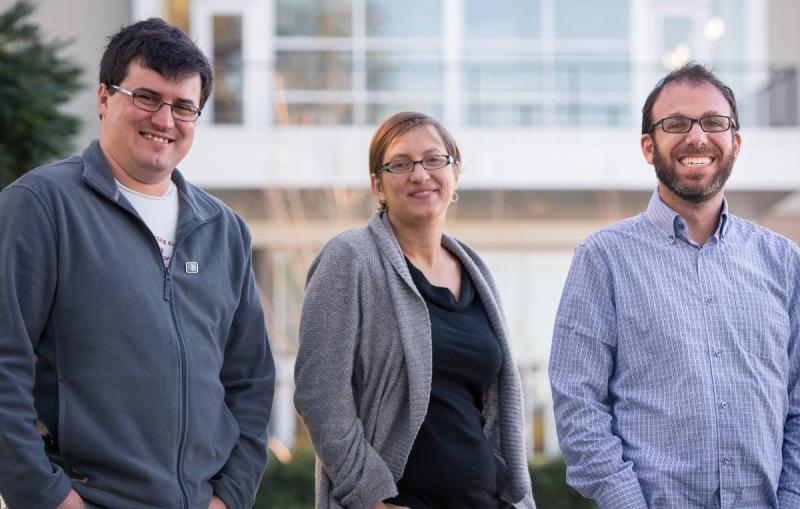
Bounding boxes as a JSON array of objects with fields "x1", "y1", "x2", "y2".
[
  {"x1": 368, "y1": 111, "x2": 461, "y2": 211},
  {"x1": 641, "y1": 62, "x2": 738, "y2": 134},
  {"x1": 99, "y1": 18, "x2": 214, "y2": 109}
]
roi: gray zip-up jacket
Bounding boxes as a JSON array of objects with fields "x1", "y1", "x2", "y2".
[
  {"x1": 294, "y1": 212, "x2": 536, "y2": 509},
  {"x1": 0, "y1": 141, "x2": 275, "y2": 509}
]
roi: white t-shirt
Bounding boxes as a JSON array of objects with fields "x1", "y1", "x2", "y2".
[{"x1": 117, "y1": 180, "x2": 179, "y2": 266}]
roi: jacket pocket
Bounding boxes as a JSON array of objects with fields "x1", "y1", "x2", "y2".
[
  {"x1": 57, "y1": 380, "x2": 70, "y2": 465},
  {"x1": 55, "y1": 380, "x2": 87, "y2": 482}
]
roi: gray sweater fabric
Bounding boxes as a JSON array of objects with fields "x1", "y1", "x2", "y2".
[{"x1": 294, "y1": 211, "x2": 536, "y2": 509}]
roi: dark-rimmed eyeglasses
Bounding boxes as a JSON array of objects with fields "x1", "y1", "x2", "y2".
[
  {"x1": 108, "y1": 84, "x2": 201, "y2": 122},
  {"x1": 649, "y1": 115, "x2": 736, "y2": 134},
  {"x1": 379, "y1": 155, "x2": 454, "y2": 174}
]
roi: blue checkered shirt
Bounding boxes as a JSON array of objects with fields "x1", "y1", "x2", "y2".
[{"x1": 549, "y1": 190, "x2": 800, "y2": 509}]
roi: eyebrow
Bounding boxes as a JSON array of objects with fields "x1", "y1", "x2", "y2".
[
  {"x1": 386, "y1": 148, "x2": 446, "y2": 159},
  {"x1": 666, "y1": 110, "x2": 727, "y2": 118},
  {"x1": 133, "y1": 87, "x2": 199, "y2": 107}
]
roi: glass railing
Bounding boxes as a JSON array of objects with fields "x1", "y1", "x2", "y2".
[{"x1": 212, "y1": 60, "x2": 799, "y2": 128}]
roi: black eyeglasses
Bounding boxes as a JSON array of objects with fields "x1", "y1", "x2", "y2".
[
  {"x1": 379, "y1": 155, "x2": 454, "y2": 174},
  {"x1": 108, "y1": 84, "x2": 201, "y2": 122},
  {"x1": 649, "y1": 115, "x2": 736, "y2": 134}
]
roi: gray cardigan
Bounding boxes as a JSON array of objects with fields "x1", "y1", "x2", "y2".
[{"x1": 294, "y1": 212, "x2": 536, "y2": 509}]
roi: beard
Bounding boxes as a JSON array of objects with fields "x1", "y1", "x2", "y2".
[{"x1": 652, "y1": 138, "x2": 735, "y2": 204}]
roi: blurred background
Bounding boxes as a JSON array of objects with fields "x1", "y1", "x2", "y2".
[{"x1": 2, "y1": 0, "x2": 800, "y2": 507}]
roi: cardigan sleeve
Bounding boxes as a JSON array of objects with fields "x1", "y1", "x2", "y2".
[{"x1": 294, "y1": 237, "x2": 398, "y2": 509}]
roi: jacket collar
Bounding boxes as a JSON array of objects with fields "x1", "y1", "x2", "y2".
[{"x1": 81, "y1": 139, "x2": 220, "y2": 222}]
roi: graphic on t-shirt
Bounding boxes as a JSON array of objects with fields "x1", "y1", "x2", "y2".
[
  {"x1": 116, "y1": 180, "x2": 179, "y2": 267},
  {"x1": 155, "y1": 234, "x2": 176, "y2": 263}
]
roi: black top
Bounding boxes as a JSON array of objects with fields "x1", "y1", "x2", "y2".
[{"x1": 386, "y1": 259, "x2": 504, "y2": 509}]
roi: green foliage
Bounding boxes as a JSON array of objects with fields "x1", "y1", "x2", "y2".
[
  {"x1": 0, "y1": 0, "x2": 82, "y2": 188},
  {"x1": 254, "y1": 447, "x2": 597, "y2": 509},
  {"x1": 254, "y1": 448, "x2": 316, "y2": 509},
  {"x1": 531, "y1": 456, "x2": 598, "y2": 509}
]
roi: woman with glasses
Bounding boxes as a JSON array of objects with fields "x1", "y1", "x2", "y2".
[{"x1": 294, "y1": 112, "x2": 535, "y2": 509}]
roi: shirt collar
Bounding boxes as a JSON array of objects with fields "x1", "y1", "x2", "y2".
[{"x1": 645, "y1": 189, "x2": 730, "y2": 244}]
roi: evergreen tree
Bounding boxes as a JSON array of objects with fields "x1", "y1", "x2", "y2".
[{"x1": 0, "y1": 0, "x2": 82, "y2": 188}]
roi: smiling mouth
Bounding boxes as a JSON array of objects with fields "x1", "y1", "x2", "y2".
[
  {"x1": 679, "y1": 156, "x2": 714, "y2": 167},
  {"x1": 409, "y1": 188, "x2": 437, "y2": 197},
  {"x1": 141, "y1": 132, "x2": 172, "y2": 144}
]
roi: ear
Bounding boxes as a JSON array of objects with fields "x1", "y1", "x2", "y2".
[
  {"x1": 452, "y1": 161, "x2": 460, "y2": 191},
  {"x1": 732, "y1": 130, "x2": 742, "y2": 159},
  {"x1": 370, "y1": 172, "x2": 385, "y2": 205},
  {"x1": 97, "y1": 83, "x2": 109, "y2": 120},
  {"x1": 641, "y1": 133, "x2": 655, "y2": 165}
]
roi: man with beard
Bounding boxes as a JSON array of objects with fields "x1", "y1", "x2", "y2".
[{"x1": 549, "y1": 63, "x2": 800, "y2": 508}]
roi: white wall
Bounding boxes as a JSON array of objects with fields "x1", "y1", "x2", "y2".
[
  {"x1": 181, "y1": 125, "x2": 800, "y2": 191},
  {"x1": 0, "y1": 0, "x2": 132, "y2": 151}
]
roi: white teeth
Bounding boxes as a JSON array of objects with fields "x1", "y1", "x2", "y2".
[
  {"x1": 680, "y1": 156, "x2": 712, "y2": 167},
  {"x1": 142, "y1": 132, "x2": 170, "y2": 144}
]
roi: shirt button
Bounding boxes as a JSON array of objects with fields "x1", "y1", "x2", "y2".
[
  {"x1": 723, "y1": 457, "x2": 732, "y2": 465},
  {"x1": 706, "y1": 296, "x2": 714, "y2": 304},
  {"x1": 714, "y1": 350, "x2": 722, "y2": 357},
  {"x1": 720, "y1": 402, "x2": 728, "y2": 409}
]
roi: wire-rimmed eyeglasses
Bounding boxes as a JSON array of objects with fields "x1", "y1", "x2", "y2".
[
  {"x1": 649, "y1": 115, "x2": 736, "y2": 134},
  {"x1": 108, "y1": 84, "x2": 201, "y2": 122},
  {"x1": 379, "y1": 155, "x2": 454, "y2": 174}
]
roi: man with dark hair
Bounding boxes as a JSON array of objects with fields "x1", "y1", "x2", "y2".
[
  {"x1": 550, "y1": 62, "x2": 800, "y2": 508},
  {"x1": 0, "y1": 18, "x2": 275, "y2": 509}
]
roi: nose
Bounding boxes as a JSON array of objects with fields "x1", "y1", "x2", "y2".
[
  {"x1": 150, "y1": 103, "x2": 175, "y2": 129},
  {"x1": 409, "y1": 161, "x2": 430, "y2": 181},
  {"x1": 684, "y1": 119, "x2": 709, "y2": 144}
]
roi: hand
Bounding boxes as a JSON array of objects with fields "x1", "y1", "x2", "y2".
[
  {"x1": 55, "y1": 489, "x2": 85, "y2": 509},
  {"x1": 368, "y1": 503, "x2": 409, "y2": 509},
  {"x1": 208, "y1": 495, "x2": 228, "y2": 509}
]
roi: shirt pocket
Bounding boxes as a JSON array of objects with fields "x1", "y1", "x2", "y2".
[{"x1": 732, "y1": 288, "x2": 789, "y2": 360}]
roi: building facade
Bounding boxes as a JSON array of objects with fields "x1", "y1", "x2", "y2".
[{"x1": 6, "y1": 0, "x2": 800, "y2": 461}]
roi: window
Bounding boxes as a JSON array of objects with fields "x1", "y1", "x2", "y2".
[
  {"x1": 366, "y1": 0, "x2": 441, "y2": 38},
  {"x1": 156, "y1": 0, "x2": 765, "y2": 128},
  {"x1": 213, "y1": 16, "x2": 243, "y2": 124},
  {"x1": 464, "y1": 0, "x2": 540, "y2": 39},
  {"x1": 464, "y1": 52, "x2": 543, "y2": 92},
  {"x1": 276, "y1": 0, "x2": 351, "y2": 36},
  {"x1": 275, "y1": 51, "x2": 352, "y2": 90},
  {"x1": 554, "y1": 0, "x2": 629, "y2": 39},
  {"x1": 367, "y1": 51, "x2": 441, "y2": 91},
  {"x1": 554, "y1": 52, "x2": 630, "y2": 93}
]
